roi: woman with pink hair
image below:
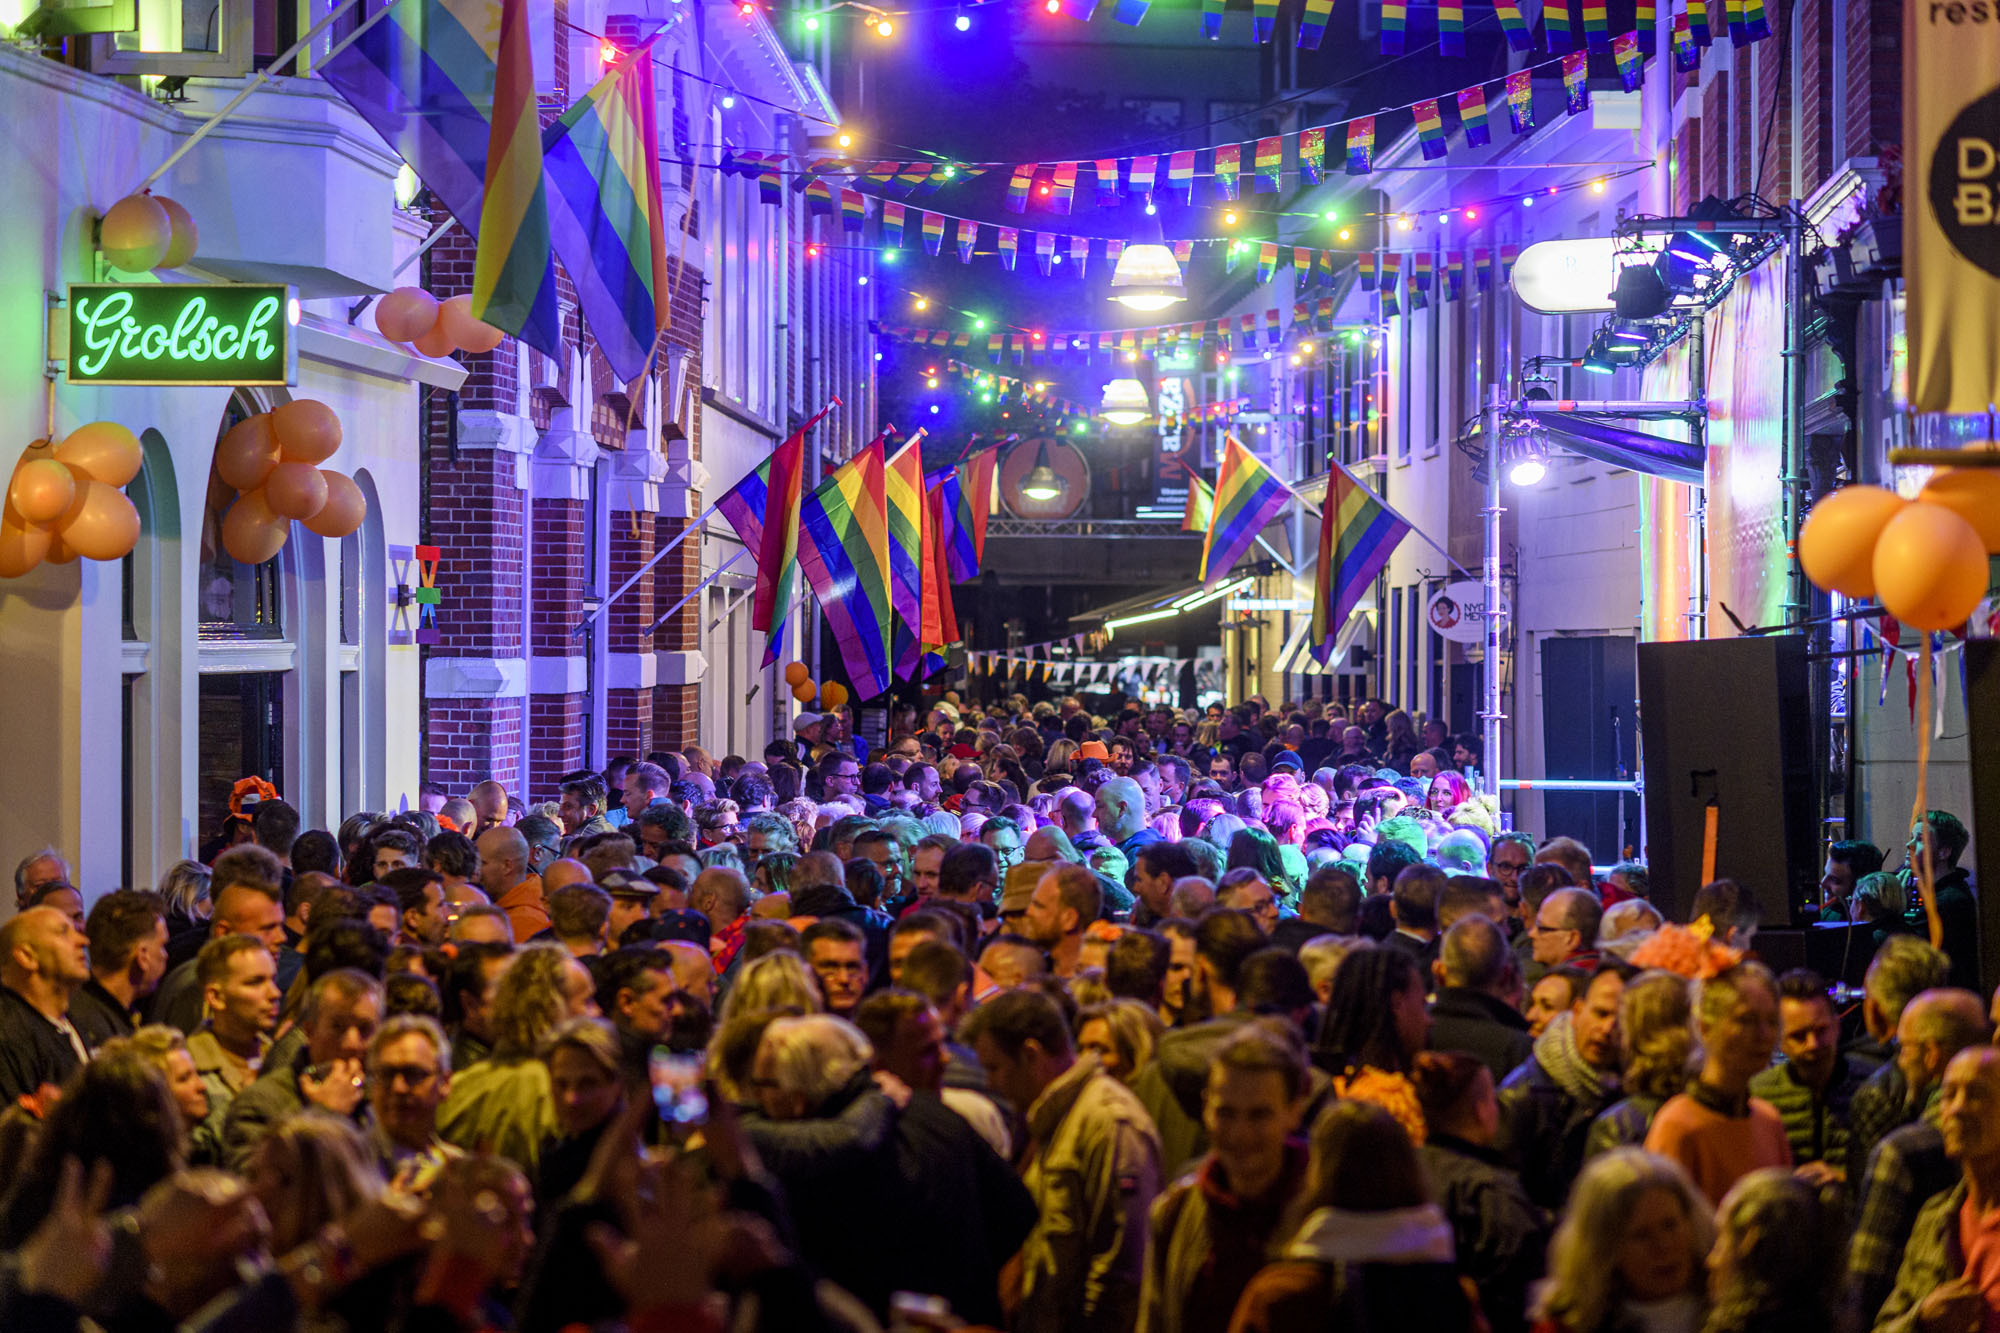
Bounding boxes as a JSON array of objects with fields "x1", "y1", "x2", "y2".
[{"x1": 1426, "y1": 770, "x2": 1473, "y2": 815}]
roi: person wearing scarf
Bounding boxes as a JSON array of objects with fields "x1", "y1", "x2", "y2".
[{"x1": 1497, "y1": 966, "x2": 1627, "y2": 1210}]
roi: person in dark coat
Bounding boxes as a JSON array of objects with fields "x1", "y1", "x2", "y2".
[
  {"x1": 786, "y1": 850, "x2": 893, "y2": 981},
  {"x1": 1496, "y1": 965, "x2": 1626, "y2": 1210},
  {"x1": 1414, "y1": 1051, "x2": 1550, "y2": 1333},
  {"x1": 1427, "y1": 916, "x2": 1534, "y2": 1083},
  {"x1": 0, "y1": 906, "x2": 92, "y2": 1108}
]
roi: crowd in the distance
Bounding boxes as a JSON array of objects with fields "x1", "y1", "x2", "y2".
[{"x1": 0, "y1": 688, "x2": 1987, "y2": 1333}]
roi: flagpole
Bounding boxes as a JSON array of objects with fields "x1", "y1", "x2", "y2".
[
  {"x1": 573, "y1": 500, "x2": 720, "y2": 635},
  {"x1": 349, "y1": 218, "x2": 460, "y2": 324},
  {"x1": 135, "y1": 0, "x2": 404, "y2": 193},
  {"x1": 647, "y1": 549, "x2": 748, "y2": 635}
]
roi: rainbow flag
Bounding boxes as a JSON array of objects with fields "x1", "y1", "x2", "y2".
[
  {"x1": 758, "y1": 162, "x2": 782, "y2": 205},
  {"x1": 1168, "y1": 150, "x2": 1196, "y2": 201},
  {"x1": 715, "y1": 400, "x2": 838, "y2": 663},
  {"x1": 1415, "y1": 99, "x2": 1447, "y2": 160},
  {"x1": 882, "y1": 201, "x2": 906, "y2": 247},
  {"x1": 1636, "y1": 0, "x2": 1655, "y2": 47},
  {"x1": 1380, "y1": 0, "x2": 1405, "y2": 50},
  {"x1": 1671, "y1": 9, "x2": 1697, "y2": 65},
  {"x1": 1545, "y1": 0, "x2": 1573, "y2": 47},
  {"x1": 1445, "y1": 251, "x2": 1465, "y2": 300},
  {"x1": 1360, "y1": 251, "x2": 1377, "y2": 290},
  {"x1": 1346, "y1": 117, "x2": 1375, "y2": 174},
  {"x1": 1264, "y1": 308, "x2": 1283, "y2": 344},
  {"x1": 921, "y1": 211, "x2": 944, "y2": 255},
  {"x1": 804, "y1": 178, "x2": 833, "y2": 215},
  {"x1": 1473, "y1": 246, "x2": 1492, "y2": 291},
  {"x1": 997, "y1": 226, "x2": 1019, "y2": 270},
  {"x1": 466, "y1": 0, "x2": 559, "y2": 356},
  {"x1": 1438, "y1": 0, "x2": 1464, "y2": 51},
  {"x1": 942, "y1": 447, "x2": 999, "y2": 581},
  {"x1": 1506, "y1": 70, "x2": 1535, "y2": 133},
  {"x1": 1311, "y1": 462, "x2": 1410, "y2": 662},
  {"x1": 910, "y1": 474, "x2": 960, "y2": 674},
  {"x1": 957, "y1": 218, "x2": 979, "y2": 262},
  {"x1": 1499, "y1": 244, "x2": 1520, "y2": 282},
  {"x1": 1256, "y1": 242, "x2": 1278, "y2": 283},
  {"x1": 883, "y1": 436, "x2": 927, "y2": 639},
  {"x1": 895, "y1": 162, "x2": 931, "y2": 190},
  {"x1": 988, "y1": 333, "x2": 1003, "y2": 363},
  {"x1": 798, "y1": 438, "x2": 893, "y2": 701},
  {"x1": 1173, "y1": 239, "x2": 1193, "y2": 265},
  {"x1": 1006, "y1": 165, "x2": 1034, "y2": 213},
  {"x1": 1254, "y1": 136, "x2": 1283, "y2": 192},
  {"x1": 541, "y1": 43, "x2": 666, "y2": 382},
  {"x1": 1200, "y1": 436, "x2": 1294, "y2": 585},
  {"x1": 1050, "y1": 161, "x2": 1078, "y2": 213},
  {"x1": 1294, "y1": 246, "x2": 1316, "y2": 280},
  {"x1": 865, "y1": 160, "x2": 899, "y2": 186},
  {"x1": 1298, "y1": 127, "x2": 1326, "y2": 183},
  {"x1": 1214, "y1": 143, "x2": 1242, "y2": 199},
  {"x1": 1457, "y1": 85, "x2": 1492, "y2": 146},
  {"x1": 1130, "y1": 155, "x2": 1158, "y2": 200},
  {"x1": 841, "y1": 187, "x2": 866, "y2": 231},
  {"x1": 1253, "y1": 0, "x2": 1279, "y2": 40},
  {"x1": 1584, "y1": 0, "x2": 1609, "y2": 45},
  {"x1": 1035, "y1": 230, "x2": 1057, "y2": 275},
  {"x1": 1182, "y1": 474, "x2": 1215, "y2": 532},
  {"x1": 1093, "y1": 158, "x2": 1121, "y2": 207},
  {"x1": 1743, "y1": 0, "x2": 1769, "y2": 40},
  {"x1": 1613, "y1": 31, "x2": 1644, "y2": 87},
  {"x1": 1494, "y1": 0, "x2": 1531, "y2": 46},
  {"x1": 1298, "y1": 0, "x2": 1333, "y2": 46},
  {"x1": 1114, "y1": 0, "x2": 1150, "y2": 22},
  {"x1": 1723, "y1": 0, "x2": 1744, "y2": 42},
  {"x1": 1562, "y1": 51, "x2": 1590, "y2": 114},
  {"x1": 1069, "y1": 234, "x2": 1091, "y2": 275},
  {"x1": 1688, "y1": 0, "x2": 1711, "y2": 44},
  {"x1": 1380, "y1": 252, "x2": 1403, "y2": 317},
  {"x1": 1202, "y1": 0, "x2": 1225, "y2": 36},
  {"x1": 1238, "y1": 313, "x2": 1258, "y2": 350},
  {"x1": 1410, "y1": 251, "x2": 1433, "y2": 309}
]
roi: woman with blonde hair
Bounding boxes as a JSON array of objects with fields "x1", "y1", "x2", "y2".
[
  {"x1": 1076, "y1": 998, "x2": 1164, "y2": 1085},
  {"x1": 437, "y1": 943, "x2": 596, "y2": 1168},
  {"x1": 243, "y1": 1114, "x2": 382, "y2": 1253},
  {"x1": 1044, "y1": 737, "x2": 1079, "y2": 775},
  {"x1": 716, "y1": 949, "x2": 824, "y2": 1025},
  {"x1": 1587, "y1": 970, "x2": 1695, "y2": 1157},
  {"x1": 156, "y1": 858, "x2": 213, "y2": 938},
  {"x1": 107, "y1": 1026, "x2": 210, "y2": 1151},
  {"x1": 1531, "y1": 1148, "x2": 1712, "y2": 1333}
]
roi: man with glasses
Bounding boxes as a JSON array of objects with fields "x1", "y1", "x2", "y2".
[
  {"x1": 367, "y1": 1014, "x2": 454, "y2": 1178},
  {"x1": 980, "y1": 817, "x2": 1026, "y2": 878},
  {"x1": 1487, "y1": 832, "x2": 1535, "y2": 917},
  {"x1": 819, "y1": 753, "x2": 863, "y2": 804},
  {"x1": 1531, "y1": 887, "x2": 1604, "y2": 972}
]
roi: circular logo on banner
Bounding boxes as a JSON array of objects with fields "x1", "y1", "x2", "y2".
[
  {"x1": 1426, "y1": 580, "x2": 1509, "y2": 644},
  {"x1": 1930, "y1": 86, "x2": 2000, "y2": 278}
]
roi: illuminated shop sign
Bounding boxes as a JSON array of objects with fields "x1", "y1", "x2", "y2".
[{"x1": 66, "y1": 283, "x2": 297, "y2": 386}]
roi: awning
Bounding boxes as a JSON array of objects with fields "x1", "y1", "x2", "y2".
[{"x1": 1274, "y1": 598, "x2": 1377, "y2": 673}]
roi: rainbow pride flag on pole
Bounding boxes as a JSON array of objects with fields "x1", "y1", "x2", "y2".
[
  {"x1": 1200, "y1": 435, "x2": 1294, "y2": 586},
  {"x1": 799, "y1": 439, "x2": 893, "y2": 702},
  {"x1": 466, "y1": 0, "x2": 558, "y2": 354},
  {"x1": 1311, "y1": 461, "x2": 1411, "y2": 662},
  {"x1": 1183, "y1": 474, "x2": 1215, "y2": 532},
  {"x1": 715, "y1": 400, "x2": 838, "y2": 664},
  {"x1": 542, "y1": 43, "x2": 666, "y2": 383}
]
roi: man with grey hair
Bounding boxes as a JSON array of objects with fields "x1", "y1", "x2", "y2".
[
  {"x1": 1428, "y1": 915, "x2": 1533, "y2": 1081},
  {"x1": 1531, "y1": 887, "x2": 1606, "y2": 971},
  {"x1": 1095, "y1": 776, "x2": 1160, "y2": 863},
  {"x1": 13, "y1": 848, "x2": 70, "y2": 912},
  {"x1": 366, "y1": 1013, "x2": 453, "y2": 1173},
  {"x1": 221, "y1": 968, "x2": 383, "y2": 1170}
]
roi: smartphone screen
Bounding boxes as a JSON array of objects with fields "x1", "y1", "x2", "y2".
[{"x1": 649, "y1": 1047, "x2": 708, "y2": 1124}]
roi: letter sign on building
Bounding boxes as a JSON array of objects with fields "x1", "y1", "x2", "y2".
[{"x1": 65, "y1": 283, "x2": 297, "y2": 386}]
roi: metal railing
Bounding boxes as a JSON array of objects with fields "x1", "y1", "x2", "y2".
[{"x1": 986, "y1": 517, "x2": 1200, "y2": 539}]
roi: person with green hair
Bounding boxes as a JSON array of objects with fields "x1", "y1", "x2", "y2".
[{"x1": 1375, "y1": 814, "x2": 1429, "y2": 861}]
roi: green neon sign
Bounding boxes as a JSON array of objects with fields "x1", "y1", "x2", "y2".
[{"x1": 66, "y1": 283, "x2": 297, "y2": 386}]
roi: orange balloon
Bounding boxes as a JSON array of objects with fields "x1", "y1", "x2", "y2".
[
  {"x1": 0, "y1": 502, "x2": 50, "y2": 577},
  {"x1": 1798, "y1": 485, "x2": 1906, "y2": 598},
  {"x1": 303, "y1": 471, "x2": 366, "y2": 538},
  {"x1": 438, "y1": 296, "x2": 505, "y2": 354},
  {"x1": 55, "y1": 421, "x2": 143, "y2": 487},
  {"x1": 223, "y1": 490, "x2": 289, "y2": 565},
  {"x1": 270, "y1": 399, "x2": 342, "y2": 464},
  {"x1": 98, "y1": 194, "x2": 171, "y2": 272},
  {"x1": 1873, "y1": 501, "x2": 1993, "y2": 631},
  {"x1": 265, "y1": 461, "x2": 329, "y2": 520},
  {"x1": 784, "y1": 661, "x2": 811, "y2": 687},
  {"x1": 1918, "y1": 468, "x2": 2000, "y2": 554},
  {"x1": 154, "y1": 196, "x2": 198, "y2": 269},
  {"x1": 215, "y1": 416, "x2": 280, "y2": 491},
  {"x1": 413, "y1": 319, "x2": 457, "y2": 359},
  {"x1": 43, "y1": 530, "x2": 77, "y2": 565},
  {"x1": 791, "y1": 682, "x2": 816, "y2": 703},
  {"x1": 9, "y1": 458, "x2": 75, "y2": 526},
  {"x1": 55, "y1": 480, "x2": 140, "y2": 561},
  {"x1": 375, "y1": 287, "x2": 440, "y2": 343},
  {"x1": 820, "y1": 681, "x2": 850, "y2": 709}
]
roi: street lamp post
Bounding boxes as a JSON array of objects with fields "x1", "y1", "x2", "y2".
[{"x1": 1480, "y1": 382, "x2": 1506, "y2": 801}]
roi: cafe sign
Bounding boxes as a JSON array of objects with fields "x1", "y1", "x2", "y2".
[{"x1": 64, "y1": 283, "x2": 297, "y2": 387}]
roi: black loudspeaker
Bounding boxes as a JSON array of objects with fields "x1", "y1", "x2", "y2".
[
  {"x1": 1637, "y1": 635, "x2": 1816, "y2": 925},
  {"x1": 1540, "y1": 636, "x2": 1640, "y2": 862},
  {"x1": 1965, "y1": 642, "x2": 2000, "y2": 995}
]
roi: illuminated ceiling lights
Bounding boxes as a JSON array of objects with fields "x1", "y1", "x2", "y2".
[
  {"x1": 1500, "y1": 421, "x2": 1550, "y2": 486},
  {"x1": 1099, "y1": 377, "x2": 1152, "y2": 426},
  {"x1": 1108, "y1": 241, "x2": 1185, "y2": 312},
  {"x1": 1019, "y1": 439, "x2": 1066, "y2": 502},
  {"x1": 1105, "y1": 578, "x2": 1255, "y2": 636}
]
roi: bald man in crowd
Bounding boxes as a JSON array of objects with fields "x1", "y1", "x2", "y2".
[
  {"x1": 477, "y1": 826, "x2": 548, "y2": 942},
  {"x1": 0, "y1": 905, "x2": 92, "y2": 1105}
]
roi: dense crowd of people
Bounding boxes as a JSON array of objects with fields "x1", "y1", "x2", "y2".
[{"x1": 0, "y1": 690, "x2": 1986, "y2": 1333}]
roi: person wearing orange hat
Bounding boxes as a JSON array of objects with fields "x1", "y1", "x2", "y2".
[{"x1": 1077, "y1": 740, "x2": 1111, "y2": 763}]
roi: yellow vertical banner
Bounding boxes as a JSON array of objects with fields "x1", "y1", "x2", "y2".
[{"x1": 1906, "y1": 3, "x2": 2000, "y2": 412}]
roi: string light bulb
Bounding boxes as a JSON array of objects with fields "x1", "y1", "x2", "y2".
[
  {"x1": 1591, "y1": 178, "x2": 1606, "y2": 193},
  {"x1": 915, "y1": 296, "x2": 928, "y2": 310},
  {"x1": 1397, "y1": 214, "x2": 1412, "y2": 230},
  {"x1": 720, "y1": 94, "x2": 736, "y2": 108},
  {"x1": 803, "y1": 13, "x2": 819, "y2": 28},
  {"x1": 874, "y1": 16, "x2": 893, "y2": 35},
  {"x1": 1223, "y1": 209, "x2": 1238, "y2": 225},
  {"x1": 1465, "y1": 206, "x2": 1479, "y2": 220},
  {"x1": 1337, "y1": 227, "x2": 1351, "y2": 241},
  {"x1": 1521, "y1": 195, "x2": 1534, "y2": 207},
  {"x1": 836, "y1": 129, "x2": 853, "y2": 148},
  {"x1": 954, "y1": 8, "x2": 970, "y2": 27},
  {"x1": 600, "y1": 41, "x2": 619, "y2": 62}
]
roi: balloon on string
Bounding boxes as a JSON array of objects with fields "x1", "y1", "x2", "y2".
[
  {"x1": 215, "y1": 416, "x2": 281, "y2": 491},
  {"x1": 270, "y1": 400, "x2": 342, "y2": 464},
  {"x1": 1872, "y1": 501, "x2": 1991, "y2": 631},
  {"x1": 54, "y1": 480, "x2": 140, "y2": 561},
  {"x1": 222, "y1": 489, "x2": 289, "y2": 565},
  {"x1": 1918, "y1": 468, "x2": 2000, "y2": 554},
  {"x1": 0, "y1": 501, "x2": 51, "y2": 577},
  {"x1": 98, "y1": 194, "x2": 172, "y2": 272},
  {"x1": 10, "y1": 457, "x2": 75, "y2": 526},
  {"x1": 784, "y1": 662, "x2": 811, "y2": 687},
  {"x1": 303, "y1": 471, "x2": 367, "y2": 538},
  {"x1": 55, "y1": 421, "x2": 143, "y2": 487},
  {"x1": 438, "y1": 296, "x2": 505, "y2": 354},
  {"x1": 413, "y1": 321, "x2": 457, "y2": 359},
  {"x1": 374, "y1": 287, "x2": 439, "y2": 343},
  {"x1": 1798, "y1": 484, "x2": 1905, "y2": 598},
  {"x1": 791, "y1": 681, "x2": 816, "y2": 703},
  {"x1": 264, "y1": 462, "x2": 329, "y2": 521},
  {"x1": 820, "y1": 681, "x2": 849, "y2": 709},
  {"x1": 155, "y1": 196, "x2": 198, "y2": 269}
]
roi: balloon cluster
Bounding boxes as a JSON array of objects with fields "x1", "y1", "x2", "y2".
[
  {"x1": 213, "y1": 400, "x2": 367, "y2": 564},
  {"x1": 98, "y1": 193, "x2": 198, "y2": 272},
  {"x1": 372, "y1": 287, "x2": 505, "y2": 358},
  {"x1": 0, "y1": 424, "x2": 144, "y2": 576},
  {"x1": 783, "y1": 661, "x2": 849, "y2": 709},
  {"x1": 1798, "y1": 470, "x2": 2000, "y2": 631}
]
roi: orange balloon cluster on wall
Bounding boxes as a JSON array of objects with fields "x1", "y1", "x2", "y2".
[
  {"x1": 214, "y1": 400, "x2": 367, "y2": 565},
  {"x1": 0, "y1": 423, "x2": 144, "y2": 576},
  {"x1": 373, "y1": 288, "x2": 505, "y2": 357},
  {"x1": 98, "y1": 193, "x2": 198, "y2": 272},
  {"x1": 1798, "y1": 477, "x2": 1998, "y2": 632},
  {"x1": 782, "y1": 662, "x2": 850, "y2": 709}
]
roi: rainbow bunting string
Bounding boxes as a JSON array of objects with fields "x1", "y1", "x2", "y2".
[
  {"x1": 882, "y1": 201, "x2": 905, "y2": 247},
  {"x1": 1130, "y1": 155, "x2": 1158, "y2": 199},
  {"x1": 805, "y1": 178, "x2": 833, "y2": 215},
  {"x1": 1671, "y1": 9, "x2": 1697, "y2": 66},
  {"x1": 1214, "y1": 143, "x2": 1242, "y2": 198},
  {"x1": 1256, "y1": 242, "x2": 1277, "y2": 283},
  {"x1": 921, "y1": 211, "x2": 944, "y2": 255},
  {"x1": 1743, "y1": 0, "x2": 1769, "y2": 39},
  {"x1": 956, "y1": 217, "x2": 978, "y2": 261},
  {"x1": 1473, "y1": 247, "x2": 1492, "y2": 291},
  {"x1": 1254, "y1": 136, "x2": 1283, "y2": 192},
  {"x1": 1414, "y1": 99, "x2": 1447, "y2": 160},
  {"x1": 1688, "y1": 0, "x2": 1710, "y2": 45},
  {"x1": 1168, "y1": 150, "x2": 1196, "y2": 201},
  {"x1": 1005, "y1": 165, "x2": 1033, "y2": 212},
  {"x1": 1380, "y1": 0, "x2": 1405, "y2": 51},
  {"x1": 1544, "y1": 0, "x2": 1573, "y2": 49},
  {"x1": 1437, "y1": 0, "x2": 1464, "y2": 50},
  {"x1": 1445, "y1": 251, "x2": 1464, "y2": 300},
  {"x1": 840, "y1": 187, "x2": 865, "y2": 231},
  {"x1": 1094, "y1": 158, "x2": 1120, "y2": 207},
  {"x1": 1505, "y1": 70, "x2": 1535, "y2": 133},
  {"x1": 1298, "y1": 127, "x2": 1326, "y2": 183},
  {"x1": 1636, "y1": 0, "x2": 1655, "y2": 48},
  {"x1": 1379, "y1": 252, "x2": 1402, "y2": 317},
  {"x1": 1049, "y1": 160, "x2": 1078, "y2": 213},
  {"x1": 1410, "y1": 250, "x2": 1433, "y2": 310},
  {"x1": 1613, "y1": 32, "x2": 1644, "y2": 89},
  {"x1": 1458, "y1": 85, "x2": 1492, "y2": 147},
  {"x1": 1359, "y1": 251, "x2": 1377, "y2": 291},
  {"x1": 1264, "y1": 308, "x2": 1282, "y2": 344},
  {"x1": 1583, "y1": 0, "x2": 1609, "y2": 46},
  {"x1": 997, "y1": 226, "x2": 1018, "y2": 270},
  {"x1": 1345, "y1": 116, "x2": 1375, "y2": 174},
  {"x1": 1494, "y1": 0, "x2": 1532, "y2": 47},
  {"x1": 1562, "y1": 51, "x2": 1590, "y2": 114},
  {"x1": 1723, "y1": 0, "x2": 1744, "y2": 42},
  {"x1": 1298, "y1": 0, "x2": 1334, "y2": 46},
  {"x1": 1238, "y1": 314, "x2": 1257, "y2": 351}
]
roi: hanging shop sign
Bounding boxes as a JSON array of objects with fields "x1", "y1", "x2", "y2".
[
  {"x1": 1905, "y1": 3, "x2": 2000, "y2": 412},
  {"x1": 64, "y1": 283, "x2": 298, "y2": 387},
  {"x1": 1426, "y1": 579, "x2": 1509, "y2": 644}
]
